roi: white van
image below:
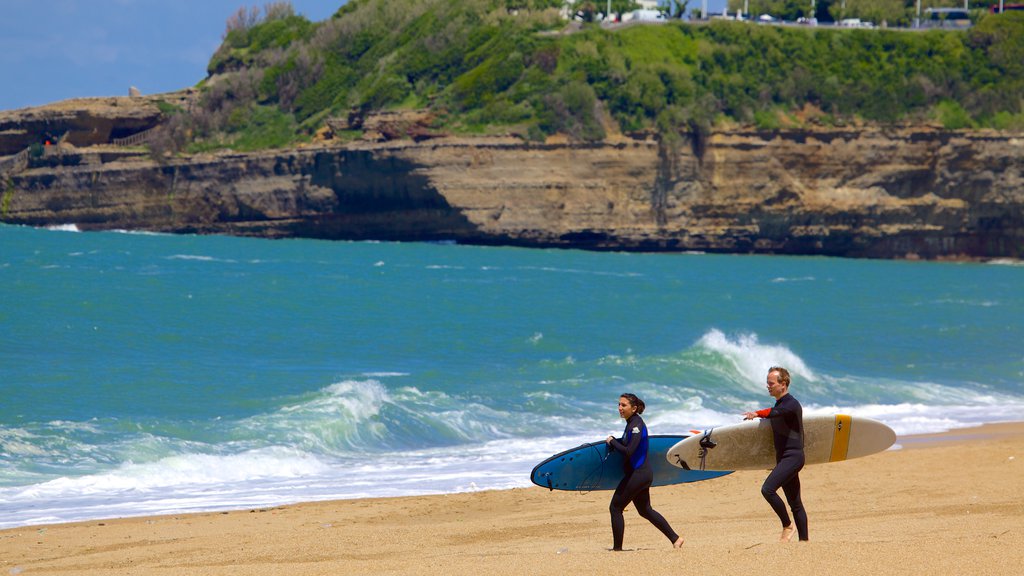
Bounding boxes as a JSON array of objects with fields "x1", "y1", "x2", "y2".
[
  {"x1": 840, "y1": 18, "x2": 874, "y2": 28},
  {"x1": 626, "y1": 9, "x2": 665, "y2": 21}
]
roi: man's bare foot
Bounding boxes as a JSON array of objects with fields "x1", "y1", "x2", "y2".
[
  {"x1": 673, "y1": 536, "x2": 684, "y2": 549},
  {"x1": 779, "y1": 525, "x2": 796, "y2": 543}
]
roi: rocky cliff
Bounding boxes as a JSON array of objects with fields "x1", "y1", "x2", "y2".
[
  {"x1": 0, "y1": 93, "x2": 193, "y2": 154},
  {"x1": 2, "y1": 99, "x2": 1023, "y2": 260}
]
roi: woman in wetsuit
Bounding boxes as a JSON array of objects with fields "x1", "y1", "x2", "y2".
[
  {"x1": 606, "y1": 393, "x2": 684, "y2": 551},
  {"x1": 743, "y1": 366, "x2": 809, "y2": 542}
]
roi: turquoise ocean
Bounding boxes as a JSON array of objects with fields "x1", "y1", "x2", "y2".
[{"x1": 2, "y1": 224, "x2": 1022, "y2": 528}]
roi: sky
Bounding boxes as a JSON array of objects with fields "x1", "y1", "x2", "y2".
[{"x1": 0, "y1": 0, "x2": 342, "y2": 111}]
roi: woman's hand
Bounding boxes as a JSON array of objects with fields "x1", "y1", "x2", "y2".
[
  {"x1": 606, "y1": 435, "x2": 615, "y2": 444},
  {"x1": 743, "y1": 411, "x2": 757, "y2": 420}
]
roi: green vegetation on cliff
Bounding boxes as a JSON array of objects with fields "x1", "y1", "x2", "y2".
[{"x1": 172, "y1": 1, "x2": 1024, "y2": 152}]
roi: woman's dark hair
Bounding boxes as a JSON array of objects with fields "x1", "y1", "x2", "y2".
[{"x1": 621, "y1": 393, "x2": 645, "y2": 415}]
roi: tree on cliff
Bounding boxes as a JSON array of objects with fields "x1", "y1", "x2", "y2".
[{"x1": 661, "y1": 0, "x2": 690, "y2": 19}]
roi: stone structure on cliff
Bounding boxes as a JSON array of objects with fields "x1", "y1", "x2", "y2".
[{"x1": 2, "y1": 96, "x2": 1022, "y2": 260}]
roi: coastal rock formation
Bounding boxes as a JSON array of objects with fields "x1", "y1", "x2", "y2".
[
  {"x1": 2, "y1": 99, "x2": 1022, "y2": 260},
  {"x1": 0, "y1": 92, "x2": 192, "y2": 153}
]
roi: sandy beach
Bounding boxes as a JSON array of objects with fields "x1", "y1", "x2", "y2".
[{"x1": 2, "y1": 422, "x2": 1021, "y2": 576}]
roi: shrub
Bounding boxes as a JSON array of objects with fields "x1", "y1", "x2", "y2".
[
  {"x1": 987, "y1": 110, "x2": 1024, "y2": 130},
  {"x1": 536, "y1": 80, "x2": 605, "y2": 141},
  {"x1": 934, "y1": 100, "x2": 974, "y2": 129},
  {"x1": 753, "y1": 108, "x2": 781, "y2": 130}
]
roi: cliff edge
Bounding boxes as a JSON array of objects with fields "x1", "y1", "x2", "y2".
[{"x1": 2, "y1": 97, "x2": 1022, "y2": 260}]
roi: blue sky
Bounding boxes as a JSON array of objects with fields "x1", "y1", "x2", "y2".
[{"x1": 0, "y1": 0, "x2": 341, "y2": 111}]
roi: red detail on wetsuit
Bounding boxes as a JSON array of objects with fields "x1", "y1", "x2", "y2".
[{"x1": 755, "y1": 408, "x2": 771, "y2": 418}]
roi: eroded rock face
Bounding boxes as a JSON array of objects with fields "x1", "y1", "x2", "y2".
[
  {"x1": 671, "y1": 128, "x2": 1024, "y2": 259},
  {"x1": 2, "y1": 116, "x2": 1022, "y2": 259},
  {"x1": 0, "y1": 92, "x2": 191, "y2": 154}
]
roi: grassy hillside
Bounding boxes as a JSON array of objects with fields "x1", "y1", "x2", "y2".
[{"x1": 166, "y1": 0, "x2": 1024, "y2": 152}]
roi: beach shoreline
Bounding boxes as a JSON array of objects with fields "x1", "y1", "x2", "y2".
[
  {"x1": 894, "y1": 421, "x2": 1024, "y2": 448},
  {"x1": 2, "y1": 421, "x2": 1022, "y2": 575}
]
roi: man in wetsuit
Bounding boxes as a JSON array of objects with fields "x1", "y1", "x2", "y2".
[
  {"x1": 743, "y1": 366, "x2": 809, "y2": 542},
  {"x1": 606, "y1": 393, "x2": 684, "y2": 551}
]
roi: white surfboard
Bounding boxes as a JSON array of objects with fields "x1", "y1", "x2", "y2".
[{"x1": 666, "y1": 414, "x2": 896, "y2": 471}]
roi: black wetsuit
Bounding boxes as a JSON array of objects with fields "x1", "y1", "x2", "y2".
[
  {"x1": 607, "y1": 413, "x2": 679, "y2": 550},
  {"x1": 759, "y1": 393, "x2": 809, "y2": 541}
]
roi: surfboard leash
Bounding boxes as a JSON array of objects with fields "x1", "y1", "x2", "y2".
[
  {"x1": 578, "y1": 443, "x2": 612, "y2": 494},
  {"x1": 698, "y1": 428, "x2": 717, "y2": 471}
]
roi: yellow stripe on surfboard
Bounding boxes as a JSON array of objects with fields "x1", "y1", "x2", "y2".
[{"x1": 829, "y1": 414, "x2": 853, "y2": 462}]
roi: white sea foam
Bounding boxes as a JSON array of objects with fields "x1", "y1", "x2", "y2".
[
  {"x1": 44, "y1": 223, "x2": 80, "y2": 232},
  {"x1": 165, "y1": 251, "x2": 222, "y2": 260},
  {"x1": 0, "y1": 428, "x2": 50, "y2": 457},
  {"x1": 519, "y1": 266, "x2": 643, "y2": 278},
  {"x1": 987, "y1": 258, "x2": 1024, "y2": 267},
  {"x1": 10, "y1": 448, "x2": 329, "y2": 499},
  {"x1": 112, "y1": 229, "x2": 169, "y2": 236},
  {"x1": 696, "y1": 329, "x2": 817, "y2": 387},
  {"x1": 804, "y1": 401, "x2": 1024, "y2": 436},
  {"x1": 3, "y1": 393, "x2": 1022, "y2": 530},
  {"x1": 927, "y1": 298, "x2": 1000, "y2": 307},
  {"x1": 649, "y1": 399, "x2": 739, "y2": 433},
  {"x1": 0, "y1": 438, "x2": 553, "y2": 529}
]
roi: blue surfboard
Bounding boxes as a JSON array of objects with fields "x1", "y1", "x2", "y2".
[{"x1": 530, "y1": 435, "x2": 732, "y2": 491}]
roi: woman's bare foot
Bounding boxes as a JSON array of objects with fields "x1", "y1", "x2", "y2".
[
  {"x1": 673, "y1": 536, "x2": 684, "y2": 549},
  {"x1": 779, "y1": 525, "x2": 796, "y2": 543}
]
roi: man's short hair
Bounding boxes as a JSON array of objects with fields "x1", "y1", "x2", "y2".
[{"x1": 769, "y1": 366, "x2": 791, "y2": 387}]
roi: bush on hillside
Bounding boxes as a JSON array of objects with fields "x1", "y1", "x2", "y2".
[{"x1": 187, "y1": 0, "x2": 1024, "y2": 151}]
